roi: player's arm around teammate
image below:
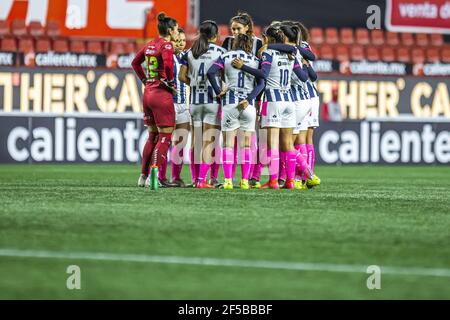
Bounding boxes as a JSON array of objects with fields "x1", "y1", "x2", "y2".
[{"x1": 207, "y1": 34, "x2": 265, "y2": 189}]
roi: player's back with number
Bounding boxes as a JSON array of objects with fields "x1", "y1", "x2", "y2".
[
  {"x1": 142, "y1": 38, "x2": 174, "y2": 89},
  {"x1": 263, "y1": 49, "x2": 294, "y2": 92},
  {"x1": 184, "y1": 43, "x2": 226, "y2": 102},
  {"x1": 221, "y1": 50, "x2": 259, "y2": 94}
]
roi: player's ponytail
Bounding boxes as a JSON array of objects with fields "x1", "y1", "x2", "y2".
[
  {"x1": 263, "y1": 24, "x2": 285, "y2": 44},
  {"x1": 280, "y1": 22, "x2": 302, "y2": 45},
  {"x1": 192, "y1": 20, "x2": 218, "y2": 59},
  {"x1": 157, "y1": 12, "x2": 178, "y2": 37},
  {"x1": 296, "y1": 22, "x2": 309, "y2": 43},
  {"x1": 233, "y1": 34, "x2": 252, "y2": 54}
]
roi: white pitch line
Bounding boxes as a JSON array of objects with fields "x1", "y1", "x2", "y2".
[{"x1": 1, "y1": 248, "x2": 450, "y2": 278}]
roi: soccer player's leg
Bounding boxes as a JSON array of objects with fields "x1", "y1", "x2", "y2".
[
  {"x1": 305, "y1": 97, "x2": 321, "y2": 188},
  {"x1": 148, "y1": 89, "x2": 177, "y2": 190},
  {"x1": 221, "y1": 104, "x2": 240, "y2": 190},
  {"x1": 138, "y1": 92, "x2": 158, "y2": 187},
  {"x1": 261, "y1": 127, "x2": 280, "y2": 189},
  {"x1": 260, "y1": 103, "x2": 280, "y2": 189},
  {"x1": 197, "y1": 104, "x2": 220, "y2": 189},
  {"x1": 189, "y1": 104, "x2": 203, "y2": 187},
  {"x1": 238, "y1": 103, "x2": 257, "y2": 190},
  {"x1": 293, "y1": 100, "x2": 312, "y2": 190},
  {"x1": 171, "y1": 104, "x2": 191, "y2": 187},
  {"x1": 279, "y1": 102, "x2": 297, "y2": 189}
]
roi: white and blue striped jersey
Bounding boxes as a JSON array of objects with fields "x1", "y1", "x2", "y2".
[
  {"x1": 181, "y1": 43, "x2": 226, "y2": 105},
  {"x1": 216, "y1": 50, "x2": 260, "y2": 105},
  {"x1": 173, "y1": 53, "x2": 187, "y2": 104},
  {"x1": 306, "y1": 60, "x2": 319, "y2": 99},
  {"x1": 300, "y1": 41, "x2": 319, "y2": 99},
  {"x1": 291, "y1": 48, "x2": 309, "y2": 101},
  {"x1": 261, "y1": 49, "x2": 299, "y2": 102}
]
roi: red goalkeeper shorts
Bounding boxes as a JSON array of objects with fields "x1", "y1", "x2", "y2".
[{"x1": 143, "y1": 87, "x2": 175, "y2": 127}]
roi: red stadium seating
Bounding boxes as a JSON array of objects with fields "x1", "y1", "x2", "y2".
[
  {"x1": 430, "y1": 34, "x2": 443, "y2": 46},
  {"x1": 366, "y1": 46, "x2": 380, "y2": 61},
  {"x1": 0, "y1": 20, "x2": 10, "y2": 37},
  {"x1": 253, "y1": 25, "x2": 262, "y2": 38},
  {"x1": 400, "y1": 33, "x2": 414, "y2": 46},
  {"x1": 53, "y1": 38, "x2": 69, "y2": 52},
  {"x1": 309, "y1": 27, "x2": 324, "y2": 45},
  {"x1": 86, "y1": 41, "x2": 103, "y2": 54},
  {"x1": 319, "y1": 45, "x2": 334, "y2": 60},
  {"x1": 386, "y1": 32, "x2": 400, "y2": 46},
  {"x1": 441, "y1": 47, "x2": 450, "y2": 63},
  {"x1": 110, "y1": 41, "x2": 125, "y2": 55},
  {"x1": 18, "y1": 37, "x2": 34, "y2": 53},
  {"x1": 123, "y1": 41, "x2": 135, "y2": 54},
  {"x1": 381, "y1": 47, "x2": 395, "y2": 62},
  {"x1": 425, "y1": 47, "x2": 440, "y2": 62},
  {"x1": 29, "y1": 21, "x2": 45, "y2": 37},
  {"x1": 218, "y1": 24, "x2": 230, "y2": 42},
  {"x1": 415, "y1": 34, "x2": 429, "y2": 46},
  {"x1": 325, "y1": 27, "x2": 338, "y2": 44},
  {"x1": 396, "y1": 47, "x2": 411, "y2": 63},
  {"x1": 11, "y1": 19, "x2": 27, "y2": 37},
  {"x1": 35, "y1": 38, "x2": 51, "y2": 52},
  {"x1": 340, "y1": 28, "x2": 354, "y2": 45},
  {"x1": 411, "y1": 47, "x2": 425, "y2": 63},
  {"x1": 46, "y1": 20, "x2": 61, "y2": 38},
  {"x1": 335, "y1": 45, "x2": 349, "y2": 61},
  {"x1": 1, "y1": 37, "x2": 17, "y2": 51},
  {"x1": 350, "y1": 45, "x2": 364, "y2": 60},
  {"x1": 370, "y1": 30, "x2": 384, "y2": 46},
  {"x1": 355, "y1": 28, "x2": 370, "y2": 45},
  {"x1": 70, "y1": 40, "x2": 86, "y2": 53}
]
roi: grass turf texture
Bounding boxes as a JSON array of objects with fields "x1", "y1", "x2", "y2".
[{"x1": 0, "y1": 164, "x2": 449, "y2": 299}]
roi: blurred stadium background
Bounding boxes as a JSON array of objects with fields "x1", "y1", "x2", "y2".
[{"x1": 0, "y1": 0, "x2": 449, "y2": 299}]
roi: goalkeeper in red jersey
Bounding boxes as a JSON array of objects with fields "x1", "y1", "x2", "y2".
[{"x1": 133, "y1": 12, "x2": 179, "y2": 190}]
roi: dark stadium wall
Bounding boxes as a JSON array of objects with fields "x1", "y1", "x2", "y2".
[{"x1": 199, "y1": 0, "x2": 386, "y2": 28}]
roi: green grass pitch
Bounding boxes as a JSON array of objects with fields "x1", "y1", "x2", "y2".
[{"x1": 0, "y1": 164, "x2": 449, "y2": 299}]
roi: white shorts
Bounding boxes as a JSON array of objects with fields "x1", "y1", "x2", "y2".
[
  {"x1": 260, "y1": 101, "x2": 296, "y2": 128},
  {"x1": 293, "y1": 99, "x2": 312, "y2": 134},
  {"x1": 190, "y1": 103, "x2": 220, "y2": 126},
  {"x1": 306, "y1": 96, "x2": 320, "y2": 128},
  {"x1": 175, "y1": 103, "x2": 191, "y2": 125},
  {"x1": 221, "y1": 103, "x2": 256, "y2": 132}
]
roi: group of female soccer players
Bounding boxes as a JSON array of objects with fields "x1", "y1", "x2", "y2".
[{"x1": 133, "y1": 11, "x2": 321, "y2": 190}]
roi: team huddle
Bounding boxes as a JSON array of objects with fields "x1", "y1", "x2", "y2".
[{"x1": 132, "y1": 12, "x2": 321, "y2": 190}]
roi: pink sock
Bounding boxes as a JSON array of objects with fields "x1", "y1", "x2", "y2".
[
  {"x1": 249, "y1": 133, "x2": 258, "y2": 177},
  {"x1": 279, "y1": 151, "x2": 287, "y2": 181},
  {"x1": 295, "y1": 145, "x2": 312, "y2": 180},
  {"x1": 231, "y1": 143, "x2": 238, "y2": 179},
  {"x1": 189, "y1": 149, "x2": 197, "y2": 182},
  {"x1": 251, "y1": 162, "x2": 262, "y2": 180},
  {"x1": 306, "y1": 144, "x2": 315, "y2": 174},
  {"x1": 268, "y1": 149, "x2": 280, "y2": 181},
  {"x1": 171, "y1": 146, "x2": 183, "y2": 181},
  {"x1": 222, "y1": 147, "x2": 234, "y2": 180},
  {"x1": 240, "y1": 147, "x2": 251, "y2": 180},
  {"x1": 198, "y1": 163, "x2": 210, "y2": 182},
  {"x1": 210, "y1": 148, "x2": 220, "y2": 180},
  {"x1": 286, "y1": 150, "x2": 297, "y2": 181}
]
